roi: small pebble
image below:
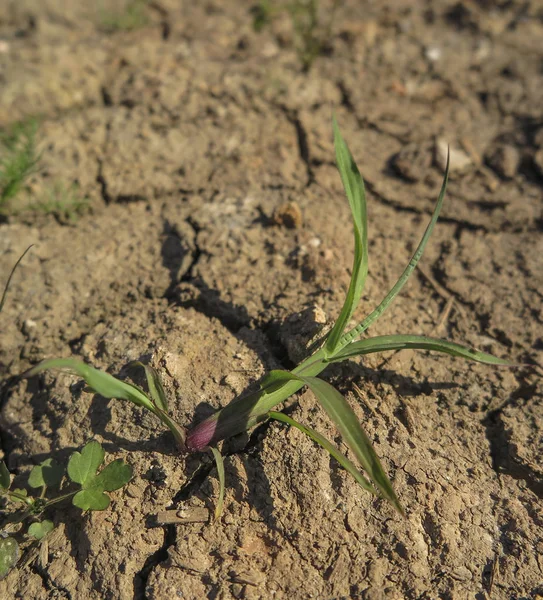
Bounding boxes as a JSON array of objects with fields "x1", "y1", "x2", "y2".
[
  {"x1": 435, "y1": 138, "x2": 472, "y2": 172},
  {"x1": 486, "y1": 144, "x2": 520, "y2": 179}
]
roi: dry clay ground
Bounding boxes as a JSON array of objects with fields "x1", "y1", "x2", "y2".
[{"x1": 0, "y1": 1, "x2": 542, "y2": 598}]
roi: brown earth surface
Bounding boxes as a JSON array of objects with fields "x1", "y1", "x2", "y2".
[{"x1": 0, "y1": 0, "x2": 542, "y2": 598}]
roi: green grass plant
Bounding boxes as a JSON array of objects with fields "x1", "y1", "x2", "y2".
[
  {"x1": 0, "y1": 118, "x2": 40, "y2": 213},
  {"x1": 98, "y1": 0, "x2": 149, "y2": 32},
  {"x1": 253, "y1": 0, "x2": 339, "y2": 71},
  {"x1": 26, "y1": 120, "x2": 515, "y2": 519},
  {"x1": 31, "y1": 181, "x2": 89, "y2": 223}
]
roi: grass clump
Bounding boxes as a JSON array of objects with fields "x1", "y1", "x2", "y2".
[
  {"x1": 31, "y1": 181, "x2": 89, "y2": 223},
  {"x1": 0, "y1": 118, "x2": 40, "y2": 214},
  {"x1": 25, "y1": 119, "x2": 517, "y2": 521},
  {"x1": 98, "y1": 0, "x2": 149, "y2": 32},
  {"x1": 253, "y1": 0, "x2": 339, "y2": 71}
]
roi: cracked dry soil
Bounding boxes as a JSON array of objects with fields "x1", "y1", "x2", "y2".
[{"x1": 0, "y1": 1, "x2": 542, "y2": 598}]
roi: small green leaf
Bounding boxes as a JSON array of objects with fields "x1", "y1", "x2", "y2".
[
  {"x1": 27, "y1": 520, "x2": 54, "y2": 540},
  {"x1": 327, "y1": 335, "x2": 516, "y2": 367},
  {"x1": 67, "y1": 441, "x2": 105, "y2": 486},
  {"x1": 72, "y1": 488, "x2": 110, "y2": 511},
  {"x1": 0, "y1": 537, "x2": 19, "y2": 579},
  {"x1": 210, "y1": 447, "x2": 225, "y2": 520},
  {"x1": 68, "y1": 442, "x2": 132, "y2": 511},
  {"x1": 28, "y1": 458, "x2": 64, "y2": 489},
  {"x1": 26, "y1": 358, "x2": 155, "y2": 413},
  {"x1": 267, "y1": 411, "x2": 375, "y2": 494},
  {"x1": 93, "y1": 459, "x2": 133, "y2": 492},
  {"x1": 0, "y1": 462, "x2": 10, "y2": 490},
  {"x1": 129, "y1": 362, "x2": 168, "y2": 412},
  {"x1": 325, "y1": 118, "x2": 368, "y2": 354}
]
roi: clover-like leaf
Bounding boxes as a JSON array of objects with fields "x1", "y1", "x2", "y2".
[
  {"x1": 27, "y1": 520, "x2": 54, "y2": 540},
  {"x1": 28, "y1": 458, "x2": 64, "y2": 489},
  {"x1": 0, "y1": 462, "x2": 10, "y2": 490},
  {"x1": 93, "y1": 459, "x2": 133, "y2": 492},
  {"x1": 72, "y1": 488, "x2": 111, "y2": 511},
  {"x1": 0, "y1": 537, "x2": 19, "y2": 579},
  {"x1": 68, "y1": 442, "x2": 133, "y2": 511},
  {"x1": 67, "y1": 441, "x2": 105, "y2": 486}
]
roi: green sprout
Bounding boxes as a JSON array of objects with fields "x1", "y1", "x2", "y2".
[
  {"x1": 253, "y1": 0, "x2": 340, "y2": 71},
  {"x1": 98, "y1": 0, "x2": 149, "y2": 32},
  {"x1": 30, "y1": 181, "x2": 89, "y2": 223},
  {"x1": 0, "y1": 441, "x2": 132, "y2": 579},
  {"x1": 0, "y1": 118, "x2": 40, "y2": 213},
  {"x1": 26, "y1": 120, "x2": 516, "y2": 518}
]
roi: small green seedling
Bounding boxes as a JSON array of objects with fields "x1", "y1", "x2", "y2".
[
  {"x1": 31, "y1": 181, "x2": 89, "y2": 223},
  {"x1": 27, "y1": 120, "x2": 516, "y2": 518},
  {"x1": 0, "y1": 118, "x2": 40, "y2": 213},
  {"x1": 253, "y1": 0, "x2": 340, "y2": 71},
  {"x1": 98, "y1": 0, "x2": 149, "y2": 32},
  {"x1": 0, "y1": 441, "x2": 132, "y2": 579}
]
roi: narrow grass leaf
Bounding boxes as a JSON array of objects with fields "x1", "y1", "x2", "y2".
[
  {"x1": 129, "y1": 361, "x2": 168, "y2": 412},
  {"x1": 210, "y1": 447, "x2": 225, "y2": 520},
  {"x1": 0, "y1": 245, "x2": 33, "y2": 314},
  {"x1": 0, "y1": 462, "x2": 10, "y2": 489},
  {"x1": 328, "y1": 335, "x2": 516, "y2": 366},
  {"x1": 27, "y1": 358, "x2": 156, "y2": 413},
  {"x1": 267, "y1": 411, "x2": 375, "y2": 494},
  {"x1": 325, "y1": 118, "x2": 368, "y2": 354},
  {"x1": 301, "y1": 376, "x2": 403, "y2": 514},
  {"x1": 338, "y1": 151, "x2": 450, "y2": 350}
]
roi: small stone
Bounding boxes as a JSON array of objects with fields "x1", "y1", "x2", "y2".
[
  {"x1": 486, "y1": 144, "x2": 520, "y2": 179},
  {"x1": 425, "y1": 46, "x2": 442, "y2": 61},
  {"x1": 272, "y1": 201, "x2": 303, "y2": 229},
  {"x1": 22, "y1": 319, "x2": 37, "y2": 337},
  {"x1": 435, "y1": 138, "x2": 472, "y2": 172}
]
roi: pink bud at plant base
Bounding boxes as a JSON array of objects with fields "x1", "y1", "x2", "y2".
[{"x1": 186, "y1": 418, "x2": 218, "y2": 451}]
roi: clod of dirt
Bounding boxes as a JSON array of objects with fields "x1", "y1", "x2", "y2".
[
  {"x1": 278, "y1": 305, "x2": 328, "y2": 364},
  {"x1": 391, "y1": 142, "x2": 433, "y2": 182},
  {"x1": 486, "y1": 144, "x2": 520, "y2": 179},
  {"x1": 272, "y1": 201, "x2": 303, "y2": 229}
]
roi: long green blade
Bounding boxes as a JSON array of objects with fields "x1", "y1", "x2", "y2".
[
  {"x1": 325, "y1": 118, "x2": 368, "y2": 355},
  {"x1": 0, "y1": 245, "x2": 33, "y2": 314},
  {"x1": 337, "y1": 152, "x2": 450, "y2": 350},
  {"x1": 260, "y1": 370, "x2": 402, "y2": 513},
  {"x1": 267, "y1": 411, "x2": 375, "y2": 494},
  {"x1": 210, "y1": 446, "x2": 225, "y2": 521},
  {"x1": 301, "y1": 376, "x2": 403, "y2": 514},
  {"x1": 129, "y1": 361, "x2": 168, "y2": 411},
  {"x1": 26, "y1": 358, "x2": 155, "y2": 413},
  {"x1": 327, "y1": 335, "x2": 516, "y2": 366}
]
